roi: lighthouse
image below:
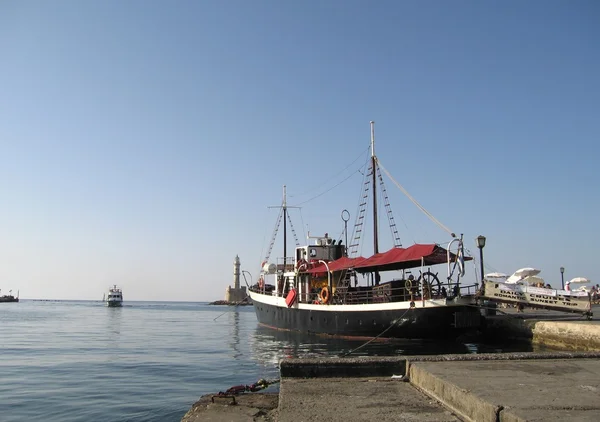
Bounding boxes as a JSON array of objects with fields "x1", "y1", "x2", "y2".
[
  {"x1": 225, "y1": 255, "x2": 247, "y2": 303},
  {"x1": 233, "y1": 255, "x2": 240, "y2": 290}
]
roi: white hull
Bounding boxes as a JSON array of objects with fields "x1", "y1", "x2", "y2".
[{"x1": 106, "y1": 285, "x2": 123, "y2": 307}]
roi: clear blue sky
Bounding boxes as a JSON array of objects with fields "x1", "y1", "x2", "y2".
[{"x1": 1, "y1": 1, "x2": 598, "y2": 300}]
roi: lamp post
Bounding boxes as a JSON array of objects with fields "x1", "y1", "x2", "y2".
[
  {"x1": 560, "y1": 266, "x2": 565, "y2": 290},
  {"x1": 476, "y1": 235, "x2": 486, "y2": 283}
]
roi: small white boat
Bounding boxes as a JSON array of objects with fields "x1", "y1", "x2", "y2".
[{"x1": 106, "y1": 285, "x2": 123, "y2": 307}]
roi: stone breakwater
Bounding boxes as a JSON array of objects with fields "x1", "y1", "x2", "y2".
[{"x1": 208, "y1": 300, "x2": 252, "y2": 306}]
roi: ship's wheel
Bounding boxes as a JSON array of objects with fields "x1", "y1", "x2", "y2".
[{"x1": 418, "y1": 271, "x2": 442, "y2": 297}]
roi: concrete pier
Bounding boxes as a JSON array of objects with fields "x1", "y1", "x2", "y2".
[
  {"x1": 183, "y1": 352, "x2": 600, "y2": 421},
  {"x1": 482, "y1": 306, "x2": 600, "y2": 351},
  {"x1": 182, "y1": 310, "x2": 600, "y2": 421},
  {"x1": 408, "y1": 355, "x2": 600, "y2": 422}
]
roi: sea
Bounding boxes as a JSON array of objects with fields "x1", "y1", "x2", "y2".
[{"x1": 1, "y1": 300, "x2": 543, "y2": 422}]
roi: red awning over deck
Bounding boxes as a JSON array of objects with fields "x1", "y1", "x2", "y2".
[
  {"x1": 305, "y1": 256, "x2": 367, "y2": 274},
  {"x1": 305, "y1": 244, "x2": 470, "y2": 274},
  {"x1": 354, "y1": 244, "x2": 447, "y2": 272}
]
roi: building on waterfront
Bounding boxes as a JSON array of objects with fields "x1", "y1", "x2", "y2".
[{"x1": 225, "y1": 255, "x2": 247, "y2": 303}]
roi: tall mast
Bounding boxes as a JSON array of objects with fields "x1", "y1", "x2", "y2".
[
  {"x1": 371, "y1": 121, "x2": 379, "y2": 254},
  {"x1": 283, "y1": 185, "x2": 287, "y2": 264},
  {"x1": 371, "y1": 121, "x2": 380, "y2": 284}
]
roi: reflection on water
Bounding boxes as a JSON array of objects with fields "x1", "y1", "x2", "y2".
[
  {"x1": 228, "y1": 310, "x2": 243, "y2": 359},
  {"x1": 249, "y1": 324, "x2": 535, "y2": 367},
  {"x1": 107, "y1": 306, "x2": 122, "y2": 336}
]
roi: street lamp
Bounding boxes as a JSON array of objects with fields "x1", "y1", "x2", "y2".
[
  {"x1": 476, "y1": 235, "x2": 486, "y2": 282},
  {"x1": 560, "y1": 266, "x2": 565, "y2": 290}
]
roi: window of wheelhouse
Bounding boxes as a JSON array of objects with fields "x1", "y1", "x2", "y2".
[{"x1": 296, "y1": 247, "x2": 308, "y2": 262}]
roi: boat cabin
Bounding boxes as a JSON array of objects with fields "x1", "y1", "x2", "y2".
[
  {"x1": 295, "y1": 234, "x2": 345, "y2": 266},
  {"x1": 108, "y1": 291, "x2": 122, "y2": 300}
]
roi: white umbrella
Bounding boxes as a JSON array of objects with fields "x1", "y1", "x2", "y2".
[
  {"x1": 505, "y1": 268, "x2": 541, "y2": 284},
  {"x1": 505, "y1": 275, "x2": 522, "y2": 284},
  {"x1": 569, "y1": 277, "x2": 591, "y2": 284},
  {"x1": 513, "y1": 267, "x2": 541, "y2": 278},
  {"x1": 485, "y1": 272, "x2": 508, "y2": 279}
]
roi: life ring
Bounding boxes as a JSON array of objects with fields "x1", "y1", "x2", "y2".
[
  {"x1": 320, "y1": 287, "x2": 331, "y2": 304},
  {"x1": 405, "y1": 279, "x2": 412, "y2": 290}
]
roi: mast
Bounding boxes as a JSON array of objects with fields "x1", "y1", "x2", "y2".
[
  {"x1": 283, "y1": 185, "x2": 287, "y2": 265},
  {"x1": 266, "y1": 185, "x2": 300, "y2": 271},
  {"x1": 371, "y1": 121, "x2": 380, "y2": 284}
]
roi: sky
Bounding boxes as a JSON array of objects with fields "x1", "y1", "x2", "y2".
[{"x1": 0, "y1": 0, "x2": 598, "y2": 301}]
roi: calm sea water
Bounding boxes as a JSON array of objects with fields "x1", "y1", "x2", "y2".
[{"x1": 1, "y1": 300, "x2": 540, "y2": 422}]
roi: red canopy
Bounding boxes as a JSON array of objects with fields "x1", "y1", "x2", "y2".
[
  {"x1": 305, "y1": 256, "x2": 367, "y2": 274},
  {"x1": 305, "y1": 244, "x2": 470, "y2": 274},
  {"x1": 355, "y1": 244, "x2": 437, "y2": 272}
]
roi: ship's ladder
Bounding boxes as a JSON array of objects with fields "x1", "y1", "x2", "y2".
[
  {"x1": 263, "y1": 204, "x2": 301, "y2": 268},
  {"x1": 286, "y1": 212, "x2": 301, "y2": 248},
  {"x1": 263, "y1": 207, "x2": 283, "y2": 264},
  {"x1": 376, "y1": 159, "x2": 402, "y2": 248},
  {"x1": 348, "y1": 162, "x2": 372, "y2": 257},
  {"x1": 348, "y1": 160, "x2": 402, "y2": 257}
]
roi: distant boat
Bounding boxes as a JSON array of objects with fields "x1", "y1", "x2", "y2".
[
  {"x1": 0, "y1": 289, "x2": 19, "y2": 303},
  {"x1": 106, "y1": 285, "x2": 123, "y2": 307}
]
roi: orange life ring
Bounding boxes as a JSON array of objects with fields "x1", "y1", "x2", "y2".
[{"x1": 320, "y1": 287, "x2": 330, "y2": 304}]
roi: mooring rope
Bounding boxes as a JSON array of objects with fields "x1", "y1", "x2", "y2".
[
  {"x1": 212, "y1": 295, "x2": 251, "y2": 321},
  {"x1": 339, "y1": 307, "x2": 414, "y2": 357},
  {"x1": 217, "y1": 378, "x2": 280, "y2": 396}
]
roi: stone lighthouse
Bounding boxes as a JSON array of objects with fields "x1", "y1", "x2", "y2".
[{"x1": 225, "y1": 255, "x2": 247, "y2": 303}]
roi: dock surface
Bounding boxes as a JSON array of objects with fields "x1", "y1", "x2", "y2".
[
  {"x1": 183, "y1": 353, "x2": 600, "y2": 421},
  {"x1": 409, "y1": 356, "x2": 600, "y2": 421},
  {"x1": 182, "y1": 311, "x2": 600, "y2": 421}
]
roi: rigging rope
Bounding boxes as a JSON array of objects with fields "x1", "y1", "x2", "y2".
[
  {"x1": 348, "y1": 153, "x2": 372, "y2": 257},
  {"x1": 263, "y1": 207, "x2": 283, "y2": 264},
  {"x1": 290, "y1": 146, "x2": 370, "y2": 200},
  {"x1": 377, "y1": 158, "x2": 455, "y2": 237},
  {"x1": 338, "y1": 307, "x2": 413, "y2": 357},
  {"x1": 293, "y1": 170, "x2": 360, "y2": 207}
]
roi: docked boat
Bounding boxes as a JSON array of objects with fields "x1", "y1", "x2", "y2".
[
  {"x1": 480, "y1": 269, "x2": 593, "y2": 318},
  {"x1": 248, "y1": 122, "x2": 482, "y2": 339},
  {"x1": 106, "y1": 285, "x2": 123, "y2": 307},
  {"x1": 0, "y1": 289, "x2": 19, "y2": 303}
]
